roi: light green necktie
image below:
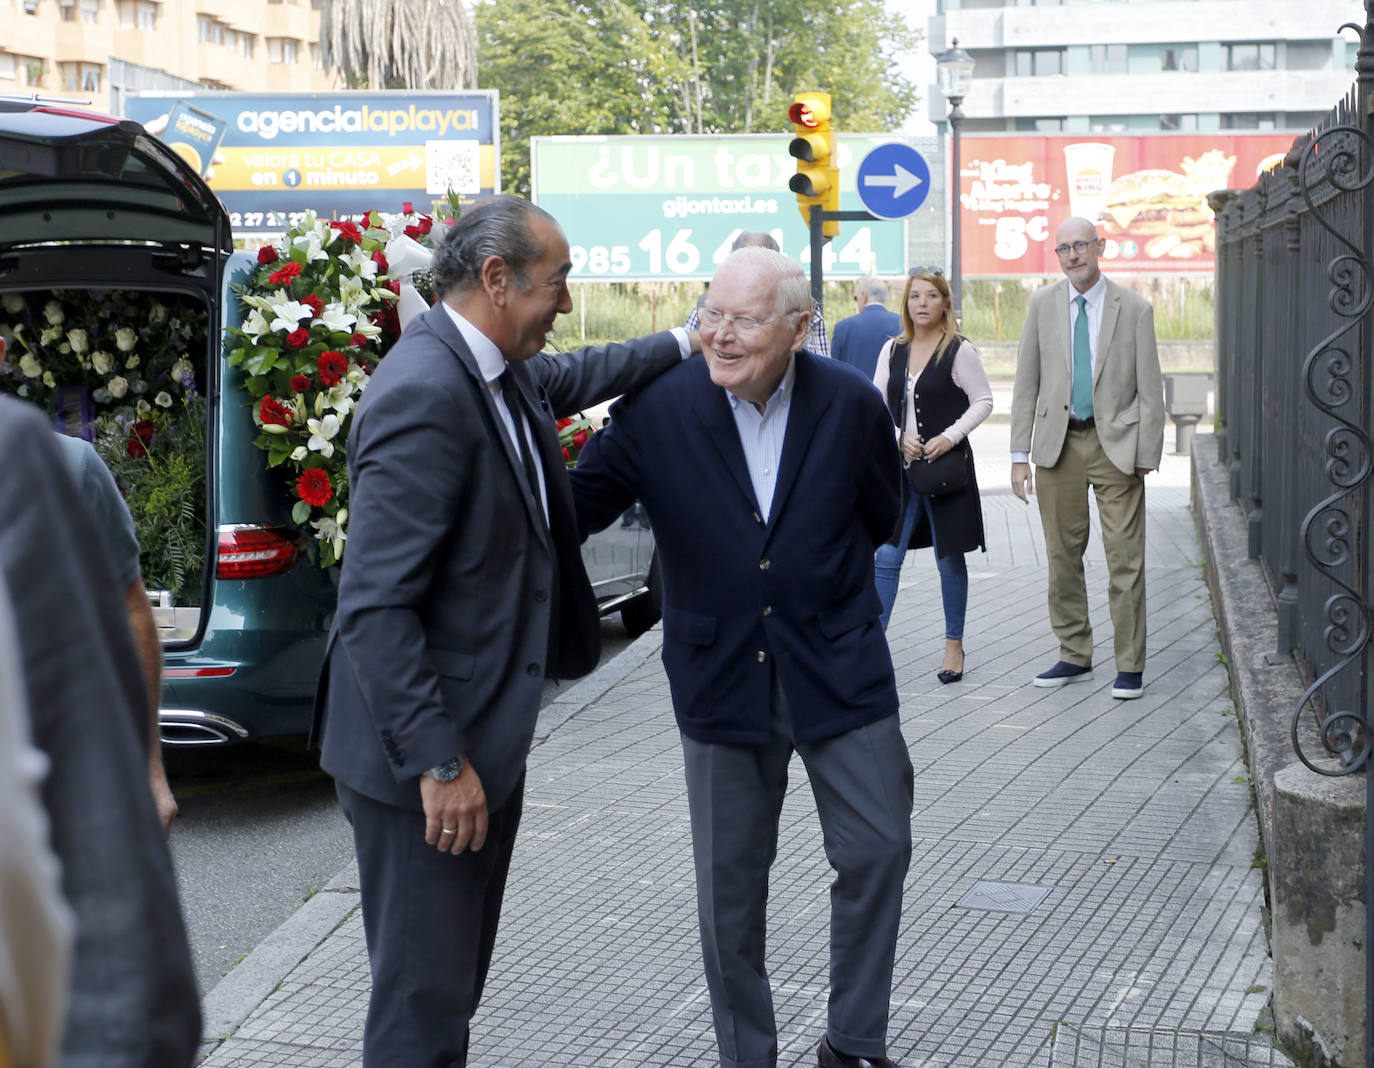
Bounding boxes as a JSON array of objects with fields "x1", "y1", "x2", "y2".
[{"x1": 1071, "y1": 294, "x2": 1093, "y2": 419}]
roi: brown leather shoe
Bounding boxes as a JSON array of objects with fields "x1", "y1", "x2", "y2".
[{"x1": 817, "y1": 1034, "x2": 899, "y2": 1068}]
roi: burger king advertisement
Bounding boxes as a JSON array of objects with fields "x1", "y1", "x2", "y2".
[{"x1": 960, "y1": 133, "x2": 1294, "y2": 276}]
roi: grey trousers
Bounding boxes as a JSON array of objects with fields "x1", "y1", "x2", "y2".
[
  {"x1": 681, "y1": 685, "x2": 914, "y2": 1068},
  {"x1": 337, "y1": 778, "x2": 524, "y2": 1068}
]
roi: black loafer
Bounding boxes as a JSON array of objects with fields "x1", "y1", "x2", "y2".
[
  {"x1": 937, "y1": 668, "x2": 963, "y2": 684},
  {"x1": 818, "y1": 1035, "x2": 899, "y2": 1068}
]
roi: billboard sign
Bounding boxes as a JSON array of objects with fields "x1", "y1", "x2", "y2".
[
  {"x1": 123, "y1": 91, "x2": 499, "y2": 237},
  {"x1": 960, "y1": 133, "x2": 1295, "y2": 276},
  {"x1": 531, "y1": 134, "x2": 929, "y2": 281}
]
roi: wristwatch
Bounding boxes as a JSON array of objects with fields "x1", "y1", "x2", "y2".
[{"x1": 424, "y1": 755, "x2": 465, "y2": 781}]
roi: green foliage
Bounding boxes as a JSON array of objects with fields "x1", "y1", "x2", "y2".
[
  {"x1": 94, "y1": 397, "x2": 208, "y2": 605},
  {"x1": 959, "y1": 277, "x2": 1215, "y2": 343},
  {"x1": 476, "y1": 0, "x2": 923, "y2": 197}
]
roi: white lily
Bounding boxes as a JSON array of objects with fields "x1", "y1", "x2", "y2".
[
  {"x1": 154, "y1": 391, "x2": 173, "y2": 408},
  {"x1": 292, "y1": 229, "x2": 330, "y2": 263},
  {"x1": 307, "y1": 413, "x2": 340, "y2": 458},
  {"x1": 242, "y1": 308, "x2": 272, "y2": 338},
  {"x1": 319, "y1": 302, "x2": 357, "y2": 333},
  {"x1": 322, "y1": 382, "x2": 356, "y2": 417},
  {"x1": 290, "y1": 445, "x2": 309, "y2": 462},
  {"x1": 311, "y1": 509, "x2": 347, "y2": 558},
  {"x1": 343, "y1": 246, "x2": 379, "y2": 282},
  {"x1": 268, "y1": 299, "x2": 312, "y2": 334}
]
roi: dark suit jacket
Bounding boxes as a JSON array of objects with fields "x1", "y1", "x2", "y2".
[
  {"x1": 831, "y1": 303, "x2": 901, "y2": 381},
  {"x1": 312, "y1": 304, "x2": 683, "y2": 813},
  {"x1": 0, "y1": 398, "x2": 200, "y2": 1067},
  {"x1": 571, "y1": 351, "x2": 902, "y2": 746}
]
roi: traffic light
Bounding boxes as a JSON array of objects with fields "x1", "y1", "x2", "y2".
[{"x1": 788, "y1": 92, "x2": 839, "y2": 239}]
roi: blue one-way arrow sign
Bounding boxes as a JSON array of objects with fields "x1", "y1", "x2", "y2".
[{"x1": 856, "y1": 143, "x2": 931, "y2": 220}]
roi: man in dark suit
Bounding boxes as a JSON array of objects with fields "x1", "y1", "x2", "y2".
[
  {"x1": 572, "y1": 247, "x2": 913, "y2": 1068},
  {"x1": 1010, "y1": 216, "x2": 1164, "y2": 699},
  {"x1": 830, "y1": 278, "x2": 900, "y2": 380},
  {"x1": 312, "y1": 195, "x2": 693, "y2": 1067},
  {"x1": 0, "y1": 398, "x2": 201, "y2": 1067}
]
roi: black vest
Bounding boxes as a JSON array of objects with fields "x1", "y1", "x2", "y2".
[{"x1": 885, "y1": 334, "x2": 971, "y2": 444}]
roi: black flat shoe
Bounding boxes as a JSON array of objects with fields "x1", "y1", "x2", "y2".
[{"x1": 937, "y1": 668, "x2": 963, "y2": 684}]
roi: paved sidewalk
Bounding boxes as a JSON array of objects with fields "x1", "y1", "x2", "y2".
[{"x1": 198, "y1": 430, "x2": 1289, "y2": 1068}]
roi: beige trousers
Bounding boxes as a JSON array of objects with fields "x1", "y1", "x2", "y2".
[{"x1": 1035, "y1": 426, "x2": 1147, "y2": 672}]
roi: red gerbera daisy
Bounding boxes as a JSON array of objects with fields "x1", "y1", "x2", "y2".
[
  {"x1": 317, "y1": 350, "x2": 349, "y2": 387},
  {"x1": 296, "y1": 467, "x2": 334, "y2": 507}
]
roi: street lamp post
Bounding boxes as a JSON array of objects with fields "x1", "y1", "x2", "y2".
[{"x1": 937, "y1": 38, "x2": 975, "y2": 324}]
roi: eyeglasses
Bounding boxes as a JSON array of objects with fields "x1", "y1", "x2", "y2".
[
  {"x1": 908, "y1": 266, "x2": 944, "y2": 277},
  {"x1": 1053, "y1": 240, "x2": 1100, "y2": 257},
  {"x1": 699, "y1": 307, "x2": 802, "y2": 335}
]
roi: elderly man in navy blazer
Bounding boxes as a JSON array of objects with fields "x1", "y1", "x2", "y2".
[
  {"x1": 573, "y1": 247, "x2": 914, "y2": 1068},
  {"x1": 830, "y1": 277, "x2": 900, "y2": 380}
]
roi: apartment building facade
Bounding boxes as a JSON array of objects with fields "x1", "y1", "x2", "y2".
[
  {"x1": 928, "y1": 0, "x2": 1361, "y2": 134},
  {"x1": 1, "y1": 0, "x2": 337, "y2": 114}
]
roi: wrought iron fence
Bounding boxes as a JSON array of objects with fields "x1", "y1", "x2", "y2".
[
  {"x1": 1213, "y1": 9, "x2": 1374, "y2": 1064},
  {"x1": 1213, "y1": 31, "x2": 1373, "y2": 767}
]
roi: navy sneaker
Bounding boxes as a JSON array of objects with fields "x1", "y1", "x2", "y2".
[
  {"x1": 1112, "y1": 671, "x2": 1144, "y2": 699},
  {"x1": 1032, "y1": 661, "x2": 1093, "y2": 688}
]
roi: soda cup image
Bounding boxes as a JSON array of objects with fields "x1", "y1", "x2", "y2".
[{"x1": 1063, "y1": 142, "x2": 1116, "y2": 223}]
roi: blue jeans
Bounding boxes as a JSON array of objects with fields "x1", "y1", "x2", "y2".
[{"x1": 874, "y1": 480, "x2": 968, "y2": 637}]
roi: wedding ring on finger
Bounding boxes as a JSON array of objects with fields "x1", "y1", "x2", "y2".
[{"x1": 440, "y1": 828, "x2": 456, "y2": 836}]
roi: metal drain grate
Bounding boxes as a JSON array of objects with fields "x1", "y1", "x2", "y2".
[{"x1": 955, "y1": 880, "x2": 1053, "y2": 913}]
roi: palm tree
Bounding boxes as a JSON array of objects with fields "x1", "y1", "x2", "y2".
[{"x1": 319, "y1": 0, "x2": 477, "y2": 90}]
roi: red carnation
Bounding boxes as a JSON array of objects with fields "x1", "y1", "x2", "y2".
[
  {"x1": 126, "y1": 419, "x2": 155, "y2": 458},
  {"x1": 296, "y1": 467, "x2": 334, "y2": 507},
  {"x1": 403, "y1": 215, "x2": 433, "y2": 240},
  {"x1": 372, "y1": 250, "x2": 389, "y2": 273},
  {"x1": 317, "y1": 350, "x2": 349, "y2": 387},
  {"x1": 290, "y1": 374, "x2": 311, "y2": 393},
  {"x1": 329, "y1": 220, "x2": 363, "y2": 245},
  {"x1": 358, "y1": 359, "x2": 371, "y2": 374},
  {"x1": 385, "y1": 279, "x2": 401, "y2": 295},
  {"x1": 572, "y1": 429, "x2": 590, "y2": 449},
  {"x1": 258, "y1": 395, "x2": 293, "y2": 427},
  {"x1": 286, "y1": 328, "x2": 310, "y2": 349},
  {"x1": 268, "y1": 261, "x2": 302, "y2": 285},
  {"x1": 257, "y1": 245, "x2": 279, "y2": 265},
  {"x1": 301, "y1": 294, "x2": 324, "y2": 318},
  {"x1": 350, "y1": 332, "x2": 368, "y2": 349}
]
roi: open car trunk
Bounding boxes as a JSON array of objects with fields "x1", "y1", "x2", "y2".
[{"x1": 0, "y1": 105, "x2": 231, "y2": 648}]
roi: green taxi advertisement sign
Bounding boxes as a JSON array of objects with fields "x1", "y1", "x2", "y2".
[{"x1": 531, "y1": 134, "x2": 910, "y2": 282}]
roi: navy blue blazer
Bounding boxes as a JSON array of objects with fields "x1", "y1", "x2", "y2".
[
  {"x1": 831, "y1": 303, "x2": 901, "y2": 381},
  {"x1": 571, "y1": 351, "x2": 902, "y2": 746}
]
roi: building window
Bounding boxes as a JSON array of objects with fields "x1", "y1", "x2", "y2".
[
  {"x1": 1090, "y1": 44, "x2": 1127, "y2": 74},
  {"x1": 1089, "y1": 117, "x2": 1129, "y2": 133},
  {"x1": 1225, "y1": 43, "x2": 1277, "y2": 71},
  {"x1": 22, "y1": 0, "x2": 38, "y2": 13},
  {"x1": 0, "y1": 54, "x2": 15, "y2": 81},
  {"x1": 1222, "y1": 112, "x2": 1277, "y2": 129},
  {"x1": 267, "y1": 37, "x2": 299, "y2": 63},
  {"x1": 61, "y1": 61, "x2": 102, "y2": 92},
  {"x1": 1014, "y1": 48, "x2": 1065, "y2": 77},
  {"x1": 1016, "y1": 117, "x2": 1066, "y2": 132},
  {"x1": 1160, "y1": 114, "x2": 1198, "y2": 131},
  {"x1": 198, "y1": 15, "x2": 225, "y2": 44},
  {"x1": 137, "y1": 0, "x2": 153, "y2": 27},
  {"x1": 241, "y1": 33, "x2": 254, "y2": 58},
  {"x1": 77, "y1": 0, "x2": 97, "y2": 23},
  {"x1": 58, "y1": 0, "x2": 75, "y2": 19},
  {"x1": 21, "y1": 57, "x2": 43, "y2": 85},
  {"x1": 1161, "y1": 46, "x2": 1198, "y2": 72}
]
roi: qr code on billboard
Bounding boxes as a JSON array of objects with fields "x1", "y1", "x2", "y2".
[{"x1": 426, "y1": 140, "x2": 480, "y2": 196}]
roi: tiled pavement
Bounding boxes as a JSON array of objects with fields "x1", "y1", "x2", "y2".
[{"x1": 199, "y1": 431, "x2": 1292, "y2": 1067}]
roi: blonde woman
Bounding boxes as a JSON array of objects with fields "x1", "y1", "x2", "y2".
[{"x1": 872, "y1": 268, "x2": 993, "y2": 682}]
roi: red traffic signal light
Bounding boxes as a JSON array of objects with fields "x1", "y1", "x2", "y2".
[{"x1": 787, "y1": 92, "x2": 838, "y2": 238}]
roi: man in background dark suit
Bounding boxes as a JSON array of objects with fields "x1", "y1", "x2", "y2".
[
  {"x1": 0, "y1": 398, "x2": 200, "y2": 1067},
  {"x1": 312, "y1": 195, "x2": 694, "y2": 1067},
  {"x1": 572, "y1": 247, "x2": 913, "y2": 1068},
  {"x1": 830, "y1": 278, "x2": 900, "y2": 380}
]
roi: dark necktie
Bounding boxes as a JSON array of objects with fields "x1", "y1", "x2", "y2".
[{"x1": 497, "y1": 370, "x2": 542, "y2": 499}]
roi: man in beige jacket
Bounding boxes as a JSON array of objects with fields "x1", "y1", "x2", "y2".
[{"x1": 1010, "y1": 216, "x2": 1164, "y2": 699}]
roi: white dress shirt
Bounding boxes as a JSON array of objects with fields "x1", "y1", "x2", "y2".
[{"x1": 724, "y1": 355, "x2": 797, "y2": 522}]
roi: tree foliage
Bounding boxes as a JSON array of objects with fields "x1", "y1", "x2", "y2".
[
  {"x1": 320, "y1": 0, "x2": 477, "y2": 90},
  {"x1": 477, "y1": 0, "x2": 922, "y2": 196}
]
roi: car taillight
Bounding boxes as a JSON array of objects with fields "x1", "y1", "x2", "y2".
[{"x1": 215, "y1": 526, "x2": 304, "y2": 579}]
